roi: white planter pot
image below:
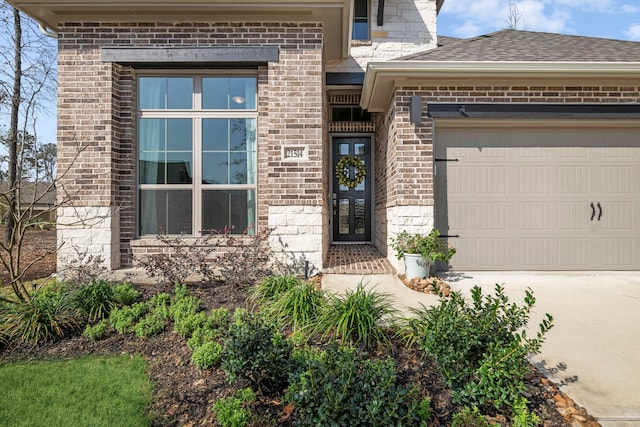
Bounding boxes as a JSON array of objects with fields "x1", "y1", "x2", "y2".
[{"x1": 403, "y1": 253, "x2": 432, "y2": 279}]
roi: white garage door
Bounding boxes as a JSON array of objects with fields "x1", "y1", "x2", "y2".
[{"x1": 435, "y1": 124, "x2": 640, "y2": 270}]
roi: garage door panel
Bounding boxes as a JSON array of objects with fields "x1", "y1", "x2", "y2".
[
  {"x1": 558, "y1": 202, "x2": 590, "y2": 231},
  {"x1": 557, "y1": 166, "x2": 590, "y2": 193},
  {"x1": 520, "y1": 239, "x2": 554, "y2": 266},
  {"x1": 601, "y1": 166, "x2": 634, "y2": 193},
  {"x1": 556, "y1": 147, "x2": 588, "y2": 158},
  {"x1": 600, "y1": 239, "x2": 634, "y2": 266},
  {"x1": 448, "y1": 167, "x2": 470, "y2": 194},
  {"x1": 520, "y1": 167, "x2": 551, "y2": 193},
  {"x1": 599, "y1": 201, "x2": 634, "y2": 230},
  {"x1": 475, "y1": 239, "x2": 509, "y2": 266},
  {"x1": 446, "y1": 202, "x2": 469, "y2": 231},
  {"x1": 600, "y1": 147, "x2": 639, "y2": 159},
  {"x1": 435, "y1": 125, "x2": 640, "y2": 270},
  {"x1": 475, "y1": 167, "x2": 507, "y2": 193},
  {"x1": 520, "y1": 203, "x2": 551, "y2": 230},
  {"x1": 475, "y1": 203, "x2": 508, "y2": 230},
  {"x1": 557, "y1": 239, "x2": 592, "y2": 267}
]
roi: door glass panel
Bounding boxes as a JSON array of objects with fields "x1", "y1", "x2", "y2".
[
  {"x1": 354, "y1": 143, "x2": 366, "y2": 155},
  {"x1": 354, "y1": 199, "x2": 365, "y2": 234},
  {"x1": 339, "y1": 199, "x2": 350, "y2": 234},
  {"x1": 354, "y1": 159, "x2": 366, "y2": 191},
  {"x1": 339, "y1": 144, "x2": 349, "y2": 155}
]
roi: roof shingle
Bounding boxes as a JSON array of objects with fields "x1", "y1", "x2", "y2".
[{"x1": 402, "y1": 30, "x2": 640, "y2": 62}]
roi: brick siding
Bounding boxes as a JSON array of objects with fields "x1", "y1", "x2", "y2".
[{"x1": 57, "y1": 22, "x2": 325, "y2": 267}]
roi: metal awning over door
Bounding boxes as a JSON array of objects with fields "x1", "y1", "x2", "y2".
[{"x1": 435, "y1": 123, "x2": 640, "y2": 270}]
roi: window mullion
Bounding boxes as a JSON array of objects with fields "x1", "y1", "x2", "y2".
[{"x1": 193, "y1": 117, "x2": 203, "y2": 236}]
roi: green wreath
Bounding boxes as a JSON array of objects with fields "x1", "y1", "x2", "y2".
[{"x1": 335, "y1": 155, "x2": 366, "y2": 188}]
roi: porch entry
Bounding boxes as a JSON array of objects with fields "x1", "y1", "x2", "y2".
[{"x1": 332, "y1": 137, "x2": 371, "y2": 242}]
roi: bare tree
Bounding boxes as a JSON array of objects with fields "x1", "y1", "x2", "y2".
[
  {"x1": 0, "y1": 2, "x2": 57, "y2": 302},
  {"x1": 506, "y1": 0, "x2": 525, "y2": 30}
]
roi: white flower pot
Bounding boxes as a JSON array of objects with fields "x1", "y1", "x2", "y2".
[{"x1": 403, "y1": 253, "x2": 432, "y2": 279}]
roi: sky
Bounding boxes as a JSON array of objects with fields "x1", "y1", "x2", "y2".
[
  {"x1": 438, "y1": 0, "x2": 640, "y2": 41},
  {"x1": 28, "y1": 1, "x2": 640, "y2": 145}
]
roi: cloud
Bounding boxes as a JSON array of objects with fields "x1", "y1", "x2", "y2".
[
  {"x1": 621, "y1": 4, "x2": 640, "y2": 13},
  {"x1": 626, "y1": 24, "x2": 640, "y2": 40}
]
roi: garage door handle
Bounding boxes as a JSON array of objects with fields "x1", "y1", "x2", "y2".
[
  {"x1": 590, "y1": 202, "x2": 596, "y2": 221},
  {"x1": 597, "y1": 202, "x2": 602, "y2": 221}
]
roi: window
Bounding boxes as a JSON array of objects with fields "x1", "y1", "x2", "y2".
[
  {"x1": 137, "y1": 75, "x2": 257, "y2": 236},
  {"x1": 352, "y1": 0, "x2": 369, "y2": 40},
  {"x1": 331, "y1": 106, "x2": 372, "y2": 122}
]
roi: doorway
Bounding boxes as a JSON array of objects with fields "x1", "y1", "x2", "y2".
[{"x1": 332, "y1": 136, "x2": 372, "y2": 242}]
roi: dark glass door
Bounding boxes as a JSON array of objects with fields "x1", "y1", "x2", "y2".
[{"x1": 332, "y1": 137, "x2": 371, "y2": 242}]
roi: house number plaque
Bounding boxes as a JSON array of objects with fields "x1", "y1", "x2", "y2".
[{"x1": 282, "y1": 146, "x2": 308, "y2": 162}]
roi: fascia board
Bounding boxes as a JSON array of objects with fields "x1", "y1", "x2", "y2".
[{"x1": 361, "y1": 61, "x2": 640, "y2": 112}]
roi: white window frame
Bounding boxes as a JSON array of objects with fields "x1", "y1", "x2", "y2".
[{"x1": 136, "y1": 71, "x2": 258, "y2": 236}]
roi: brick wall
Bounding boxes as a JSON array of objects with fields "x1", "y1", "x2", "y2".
[{"x1": 57, "y1": 21, "x2": 325, "y2": 268}]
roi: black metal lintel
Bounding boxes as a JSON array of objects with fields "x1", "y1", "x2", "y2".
[{"x1": 427, "y1": 103, "x2": 640, "y2": 119}]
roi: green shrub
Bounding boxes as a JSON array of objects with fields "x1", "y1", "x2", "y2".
[
  {"x1": 0, "y1": 286, "x2": 76, "y2": 344},
  {"x1": 73, "y1": 280, "x2": 116, "y2": 322},
  {"x1": 451, "y1": 406, "x2": 492, "y2": 427},
  {"x1": 206, "y1": 307, "x2": 230, "y2": 331},
  {"x1": 174, "y1": 283, "x2": 190, "y2": 300},
  {"x1": 251, "y1": 275, "x2": 302, "y2": 303},
  {"x1": 266, "y1": 281, "x2": 325, "y2": 331},
  {"x1": 314, "y1": 282, "x2": 397, "y2": 349},
  {"x1": 187, "y1": 326, "x2": 218, "y2": 350},
  {"x1": 134, "y1": 313, "x2": 166, "y2": 338},
  {"x1": 192, "y1": 341, "x2": 224, "y2": 369},
  {"x1": 109, "y1": 302, "x2": 149, "y2": 334},
  {"x1": 174, "y1": 311, "x2": 207, "y2": 338},
  {"x1": 222, "y1": 310, "x2": 292, "y2": 393},
  {"x1": 149, "y1": 292, "x2": 172, "y2": 320},
  {"x1": 512, "y1": 398, "x2": 540, "y2": 427},
  {"x1": 169, "y1": 284, "x2": 201, "y2": 328},
  {"x1": 112, "y1": 282, "x2": 140, "y2": 306},
  {"x1": 404, "y1": 284, "x2": 553, "y2": 412},
  {"x1": 286, "y1": 345, "x2": 428, "y2": 426},
  {"x1": 83, "y1": 319, "x2": 109, "y2": 340},
  {"x1": 212, "y1": 388, "x2": 256, "y2": 427}
]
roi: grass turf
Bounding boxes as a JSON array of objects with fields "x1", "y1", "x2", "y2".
[{"x1": 0, "y1": 355, "x2": 152, "y2": 427}]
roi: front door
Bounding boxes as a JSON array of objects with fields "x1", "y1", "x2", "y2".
[{"x1": 332, "y1": 137, "x2": 371, "y2": 242}]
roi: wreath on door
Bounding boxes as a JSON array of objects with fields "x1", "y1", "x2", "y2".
[{"x1": 335, "y1": 155, "x2": 366, "y2": 188}]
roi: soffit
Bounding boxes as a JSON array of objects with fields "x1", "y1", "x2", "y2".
[{"x1": 7, "y1": 0, "x2": 352, "y2": 59}]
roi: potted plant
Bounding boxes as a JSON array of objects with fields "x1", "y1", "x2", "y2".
[{"x1": 390, "y1": 229, "x2": 455, "y2": 279}]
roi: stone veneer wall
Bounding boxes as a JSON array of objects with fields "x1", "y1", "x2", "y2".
[
  {"x1": 326, "y1": 0, "x2": 438, "y2": 72},
  {"x1": 377, "y1": 80, "x2": 640, "y2": 271},
  {"x1": 57, "y1": 22, "x2": 326, "y2": 271}
]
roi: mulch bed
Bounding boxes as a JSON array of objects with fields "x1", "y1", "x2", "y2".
[{"x1": 0, "y1": 230, "x2": 601, "y2": 426}]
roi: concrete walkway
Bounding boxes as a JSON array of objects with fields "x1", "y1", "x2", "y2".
[{"x1": 321, "y1": 272, "x2": 640, "y2": 427}]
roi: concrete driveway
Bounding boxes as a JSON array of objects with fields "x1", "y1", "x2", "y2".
[
  {"x1": 442, "y1": 272, "x2": 640, "y2": 427},
  {"x1": 322, "y1": 272, "x2": 640, "y2": 427}
]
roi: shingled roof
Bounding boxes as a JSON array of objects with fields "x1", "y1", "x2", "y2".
[{"x1": 402, "y1": 29, "x2": 640, "y2": 62}]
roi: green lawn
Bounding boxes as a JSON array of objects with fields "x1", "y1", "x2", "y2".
[{"x1": 0, "y1": 356, "x2": 153, "y2": 427}]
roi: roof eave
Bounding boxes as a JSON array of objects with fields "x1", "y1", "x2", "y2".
[
  {"x1": 6, "y1": 0, "x2": 353, "y2": 59},
  {"x1": 361, "y1": 61, "x2": 640, "y2": 112}
]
